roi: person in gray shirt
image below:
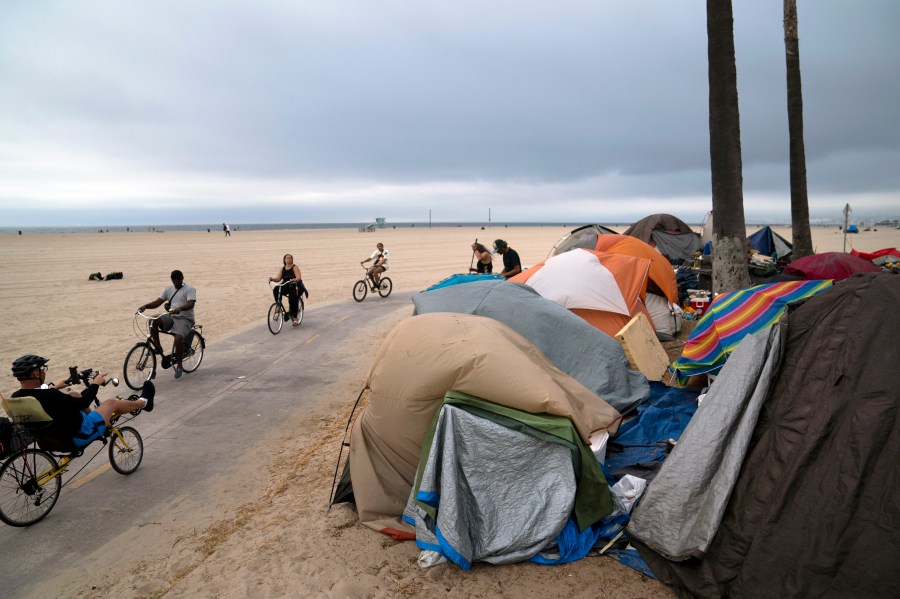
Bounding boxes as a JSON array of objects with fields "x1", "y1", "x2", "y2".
[{"x1": 138, "y1": 269, "x2": 197, "y2": 379}]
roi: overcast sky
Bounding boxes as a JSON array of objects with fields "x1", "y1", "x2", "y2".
[{"x1": 1, "y1": 0, "x2": 898, "y2": 227}]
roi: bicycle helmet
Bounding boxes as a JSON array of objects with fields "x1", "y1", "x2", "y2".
[{"x1": 11, "y1": 354, "x2": 48, "y2": 379}]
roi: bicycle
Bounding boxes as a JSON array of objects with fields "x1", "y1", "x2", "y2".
[
  {"x1": 0, "y1": 368, "x2": 145, "y2": 527},
  {"x1": 353, "y1": 264, "x2": 393, "y2": 302},
  {"x1": 123, "y1": 311, "x2": 205, "y2": 390},
  {"x1": 268, "y1": 279, "x2": 305, "y2": 335}
]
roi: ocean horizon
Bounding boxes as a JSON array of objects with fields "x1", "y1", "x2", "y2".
[{"x1": 0, "y1": 219, "x2": 815, "y2": 235}]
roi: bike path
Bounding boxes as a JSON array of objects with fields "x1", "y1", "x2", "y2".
[{"x1": 0, "y1": 292, "x2": 415, "y2": 598}]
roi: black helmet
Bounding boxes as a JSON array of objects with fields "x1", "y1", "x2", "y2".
[{"x1": 11, "y1": 354, "x2": 48, "y2": 379}]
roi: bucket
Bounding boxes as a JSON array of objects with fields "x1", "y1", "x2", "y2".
[{"x1": 689, "y1": 296, "x2": 710, "y2": 316}]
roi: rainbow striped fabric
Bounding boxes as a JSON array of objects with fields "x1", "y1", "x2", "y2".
[{"x1": 670, "y1": 280, "x2": 833, "y2": 383}]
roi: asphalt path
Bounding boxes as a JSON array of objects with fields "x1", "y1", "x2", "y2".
[{"x1": 0, "y1": 291, "x2": 414, "y2": 598}]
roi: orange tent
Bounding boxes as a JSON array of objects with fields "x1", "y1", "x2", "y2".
[
  {"x1": 510, "y1": 248, "x2": 651, "y2": 337},
  {"x1": 592, "y1": 235, "x2": 678, "y2": 304}
]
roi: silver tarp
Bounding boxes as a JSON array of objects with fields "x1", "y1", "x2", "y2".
[
  {"x1": 404, "y1": 405, "x2": 575, "y2": 568},
  {"x1": 627, "y1": 325, "x2": 782, "y2": 559}
]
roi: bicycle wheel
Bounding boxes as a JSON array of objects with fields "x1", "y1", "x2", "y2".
[
  {"x1": 0, "y1": 449, "x2": 61, "y2": 527},
  {"x1": 378, "y1": 277, "x2": 393, "y2": 298},
  {"x1": 182, "y1": 332, "x2": 205, "y2": 373},
  {"x1": 124, "y1": 343, "x2": 157, "y2": 391},
  {"x1": 295, "y1": 298, "x2": 304, "y2": 325},
  {"x1": 352, "y1": 280, "x2": 368, "y2": 302},
  {"x1": 109, "y1": 426, "x2": 143, "y2": 475},
  {"x1": 268, "y1": 302, "x2": 285, "y2": 335}
]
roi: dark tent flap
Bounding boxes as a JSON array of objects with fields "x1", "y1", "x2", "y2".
[{"x1": 632, "y1": 273, "x2": 900, "y2": 597}]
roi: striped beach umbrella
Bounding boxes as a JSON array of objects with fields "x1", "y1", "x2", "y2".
[{"x1": 670, "y1": 280, "x2": 833, "y2": 383}]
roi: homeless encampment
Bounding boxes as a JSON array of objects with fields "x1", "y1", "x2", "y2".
[
  {"x1": 412, "y1": 280, "x2": 648, "y2": 414},
  {"x1": 628, "y1": 273, "x2": 900, "y2": 597},
  {"x1": 339, "y1": 313, "x2": 623, "y2": 551}
]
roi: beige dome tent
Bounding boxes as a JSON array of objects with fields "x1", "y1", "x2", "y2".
[{"x1": 343, "y1": 312, "x2": 622, "y2": 536}]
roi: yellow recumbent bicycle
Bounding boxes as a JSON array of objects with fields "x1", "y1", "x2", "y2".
[{"x1": 0, "y1": 368, "x2": 144, "y2": 527}]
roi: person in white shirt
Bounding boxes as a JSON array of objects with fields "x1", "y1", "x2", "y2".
[{"x1": 361, "y1": 242, "x2": 389, "y2": 288}]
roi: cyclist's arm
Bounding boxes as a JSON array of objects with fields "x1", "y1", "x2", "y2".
[
  {"x1": 291, "y1": 265, "x2": 301, "y2": 281},
  {"x1": 361, "y1": 256, "x2": 372, "y2": 265},
  {"x1": 139, "y1": 298, "x2": 165, "y2": 312},
  {"x1": 269, "y1": 268, "x2": 284, "y2": 282},
  {"x1": 169, "y1": 299, "x2": 195, "y2": 315}
]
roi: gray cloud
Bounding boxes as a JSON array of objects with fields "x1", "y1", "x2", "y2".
[{"x1": 1, "y1": 0, "x2": 898, "y2": 225}]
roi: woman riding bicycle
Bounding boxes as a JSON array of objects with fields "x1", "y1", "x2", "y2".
[
  {"x1": 9, "y1": 355, "x2": 154, "y2": 449},
  {"x1": 268, "y1": 254, "x2": 306, "y2": 327}
]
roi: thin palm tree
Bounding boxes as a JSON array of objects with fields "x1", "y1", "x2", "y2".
[
  {"x1": 707, "y1": 0, "x2": 751, "y2": 292},
  {"x1": 784, "y1": 0, "x2": 814, "y2": 258}
]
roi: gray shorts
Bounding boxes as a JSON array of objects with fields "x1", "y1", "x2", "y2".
[{"x1": 159, "y1": 313, "x2": 193, "y2": 338}]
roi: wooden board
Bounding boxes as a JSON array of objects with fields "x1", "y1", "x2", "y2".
[{"x1": 615, "y1": 313, "x2": 670, "y2": 381}]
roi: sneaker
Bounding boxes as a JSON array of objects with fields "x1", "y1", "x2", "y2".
[
  {"x1": 174, "y1": 367, "x2": 183, "y2": 379},
  {"x1": 161, "y1": 355, "x2": 172, "y2": 369},
  {"x1": 141, "y1": 381, "x2": 156, "y2": 412}
]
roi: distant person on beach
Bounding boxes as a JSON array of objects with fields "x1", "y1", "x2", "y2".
[
  {"x1": 469, "y1": 242, "x2": 493, "y2": 274},
  {"x1": 268, "y1": 254, "x2": 306, "y2": 327},
  {"x1": 10, "y1": 355, "x2": 154, "y2": 449},
  {"x1": 138, "y1": 270, "x2": 196, "y2": 379},
  {"x1": 223, "y1": 223, "x2": 231, "y2": 237},
  {"x1": 493, "y1": 239, "x2": 521, "y2": 279},
  {"x1": 361, "y1": 242, "x2": 389, "y2": 287}
]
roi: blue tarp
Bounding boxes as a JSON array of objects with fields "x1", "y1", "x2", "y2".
[{"x1": 424, "y1": 273, "x2": 505, "y2": 291}]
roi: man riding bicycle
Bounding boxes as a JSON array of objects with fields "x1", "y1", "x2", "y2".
[
  {"x1": 10, "y1": 355, "x2": 154, "y2": 449},
  {"x1": 361, "y1": 242, "x2": 389, "y2": 288},
  {"x1": 138, "y1": 269, "x2": 196, "y2": 379}
]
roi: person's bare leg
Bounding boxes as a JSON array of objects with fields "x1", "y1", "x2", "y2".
[{"x1": 94, "y1": 398, "x2": 146, "y2": 424}]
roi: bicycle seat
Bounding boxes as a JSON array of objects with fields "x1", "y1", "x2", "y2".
[{"x1": 2, "y1": 395, "x2": 88, "y2": 454}]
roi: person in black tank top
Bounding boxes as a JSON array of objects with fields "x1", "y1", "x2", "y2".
[{"x1": 268, "y1": 254, "x2": 305, "y2": 326}]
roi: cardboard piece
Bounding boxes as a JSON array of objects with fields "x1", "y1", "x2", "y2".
[{"x1": 615, "y1": 313, "x2": 670, "y2": 381}]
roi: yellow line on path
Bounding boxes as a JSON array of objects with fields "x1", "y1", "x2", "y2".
[{"x1": 68, "y1": 463, "x2": 110, "y2": 490}]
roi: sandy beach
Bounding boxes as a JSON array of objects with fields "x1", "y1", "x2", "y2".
[
  {"x1": 2, "y1": 223, "x2": 896, "y2": 391},
  {"x1": 1, "y1": 223, "x2": 898, "y2": 598}
]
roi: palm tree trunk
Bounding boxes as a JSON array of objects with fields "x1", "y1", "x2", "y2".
[
  {"x1": 707, "y1": 0, "x2": 750, "y2": 292},
  {"x1": 785, "y1": 0, "x2": 814, "y2": 258}
]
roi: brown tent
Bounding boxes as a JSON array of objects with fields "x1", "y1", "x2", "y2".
[
  {"x1": 623, "y1": 213, "x2": 694, "y2": 244},
  {"x1": 347, "y1": 312, "x2": 622, "y2": 536}
]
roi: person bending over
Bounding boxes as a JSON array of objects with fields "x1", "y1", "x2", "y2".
[
  {"x1": 10, "y1": 355, "x2": 154, "y2": 449},
  {"x1": 493, "y1": 239, "x2": 522, "y2": 279},
  {"x1": 469, "y1": 242, "x2": 493, "y2": 274},
  {"x1": 361, "y1": 242, "x2": 389, "y2": 287},
  {"x1": 268, "y1": 253, "x2": 307, "y2": 327},
  {"x1": 138, "y1": 269, "x2": 196, "y2": 379}
]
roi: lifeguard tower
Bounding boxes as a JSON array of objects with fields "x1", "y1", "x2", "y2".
[{"x1": 375, "y1": 217, "x2": 386, "y2": 228}]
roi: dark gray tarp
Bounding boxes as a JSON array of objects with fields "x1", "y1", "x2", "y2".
[
  {"x1": 412, "y1": 280, "x2": 649, "y2": 414},
  {"x1": 650, "y1": 230, "x2": 702, "y2": 264},
  {"x1": 632, "y1": 273, "x2": 900, "y2": 598}
]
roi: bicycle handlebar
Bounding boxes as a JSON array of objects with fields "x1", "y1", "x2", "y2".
[{"x1": 269, "y1": 279, "x2": 297, "y2": 288}]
